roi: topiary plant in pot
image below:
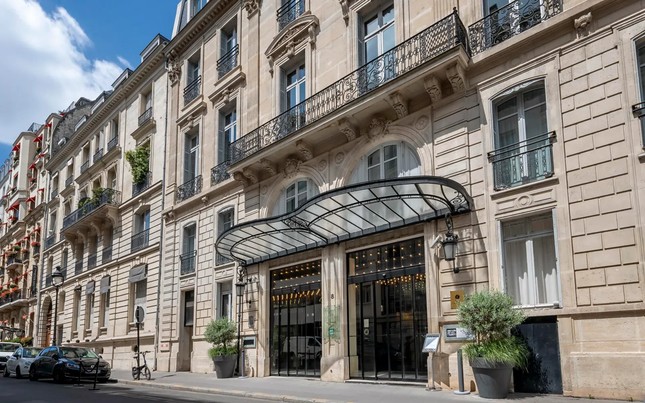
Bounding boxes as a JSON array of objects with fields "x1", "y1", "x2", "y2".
[
  {"x1": 204, "y1": 317, "x2": 238, "y2": 378},
  {"x1": 457, "y1": 290, "x2": 528, "y2": 399}
]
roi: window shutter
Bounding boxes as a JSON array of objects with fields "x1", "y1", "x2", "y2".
[
  {"x1": 218, "y1": 114, "x2": 226, "y2": 164},
  {"x1": 280, "y1": 70, "x2": 287, "y2": 113}
]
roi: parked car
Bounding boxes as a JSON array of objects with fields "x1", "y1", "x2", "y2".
[
  {"x1": 0, "y1": 342, "x2": 21, "y2": 371},
  {"x1": 29, "y1": 346, "x2": 111, "y2": 383},
  {"x1": 3, "y1": 347, "x2": 43, "y2": 378}
]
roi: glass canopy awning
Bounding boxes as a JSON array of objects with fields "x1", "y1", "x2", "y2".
[{"x1": 215, "y1": 176, "x2": 473, "y2": 265}]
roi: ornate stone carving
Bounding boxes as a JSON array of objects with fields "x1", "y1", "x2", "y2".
[
  {"x1": 367, "y1": 115, "x2": 390, "y2": 140},
  {"x1": 446, "y1": 64, "x2": 466, "y2": 93},
  {"x1": 574, "y1": 12, "x2": 592, "y2": 37},
  {"x1": 296, "y1": 140, "x2": 313, "y2": 161},
  {"x1": 338, "y1": 118, "x2": 358, "y2": 142},
  {"x1": 283, "y1": 158, "x2": 302, "y2": 178},
  {"x1": 233, "y1": 171, "x2": 250, "y2": 187},
  {"x1": 265, "y1": 15, "x2": 319, "y2": 75},
  {"x1": 201, "y1": 196, "x2": 208, "y2": 205},
  {"x1": 339, "y1": 0, "x2": 349, "y2": 24},
  {"x1": 243, "y1": 168, "x2": 258, "y2": 184},
  {"x1": 424, "y1": 75, "x2": 442, "y2": 103},
  {"x1": 166, "y1": 51, "x2": 181, "y2": 85},
  {"x1": 335, "y1": 152, "x2": 345, "y2": 165},
  {"x1": 317, "y1": 159, "x2": 328, "y2": 172},
  {"x1": 387, "y1": 91, "x2": 408, "y2": 119},
  {"x1": 243, "y1": 0, "x2": 261, "y2": 18},
  {"x1": 258, "y1": 158, "x2": 277, "y2": 176},
  {"x1": 415, "y1": 115, "x2": 429, "y2": 131}
]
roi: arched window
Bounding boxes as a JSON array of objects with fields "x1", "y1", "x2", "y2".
[
  {"x1": 273, "y1": 179, "x2": 318, "y2": 215},
  {"x1": 350, "y1": 142, "x2": 420, "y2": 184}
]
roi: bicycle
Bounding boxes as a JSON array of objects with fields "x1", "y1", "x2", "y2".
[{"x1": 131, "y1": 350, "x2": 151, "y2": 380}]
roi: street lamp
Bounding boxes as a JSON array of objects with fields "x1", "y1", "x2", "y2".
[
  {"x1": 51, "y1": 266, "x2": 65, "y2": 346},
  {"x1": 235, "y1": 266, "x2": 247, "y2": 378},
  {"x1": 441, "y1": 215, "x2": 459, "y2": 273}
]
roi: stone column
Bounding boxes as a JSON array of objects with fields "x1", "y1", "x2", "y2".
[{"x1": 320, "y1": 243, "x2": 347, "y2": 381}]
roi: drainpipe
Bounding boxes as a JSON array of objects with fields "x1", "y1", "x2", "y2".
[{"x1": 152, "y1": 61, "x2": 170, "y2": 372}]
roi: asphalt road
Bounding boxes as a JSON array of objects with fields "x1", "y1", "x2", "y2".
[{"x1": 0, "y1": 374, "x2": 276, "y2": 403}]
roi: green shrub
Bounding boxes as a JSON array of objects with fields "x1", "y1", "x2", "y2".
[
  {"x1": 125, "y1": 144, "x2": 150, "y2": 185},
  {"x1": 204, "y1": 317, "x2": 237, "y2": 358}
]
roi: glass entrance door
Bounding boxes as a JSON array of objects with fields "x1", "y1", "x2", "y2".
[{"x1": 348, "y1": 238, "x2": 428, "y2": 381}]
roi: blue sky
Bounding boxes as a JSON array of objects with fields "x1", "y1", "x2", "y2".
[{"x1": 0, "y1": 0, "x2": 179, "y2": 161}]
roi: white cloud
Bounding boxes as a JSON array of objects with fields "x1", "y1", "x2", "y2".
[
  {"x1": 0, "y1": 0, "x2": 126, "y2": 142},
  {"x1": 117, "y1": 56, "x2": 133, "y2": 70}
]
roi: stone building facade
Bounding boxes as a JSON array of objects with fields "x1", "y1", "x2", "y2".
[{"x1": 158, "y1": 0, "x2": 645, "y2": 400}]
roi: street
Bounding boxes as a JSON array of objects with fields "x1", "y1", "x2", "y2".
[{"x1": 0, "y1": 375, "x2": 276, "y2": 403}]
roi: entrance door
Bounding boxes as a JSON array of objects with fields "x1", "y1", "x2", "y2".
[
  {"x1": 348, "y1": 238, "x2": 428, "y2": 381},
  {"x1": 270, "y1": 261, "x2": 322, "y2": 377}
]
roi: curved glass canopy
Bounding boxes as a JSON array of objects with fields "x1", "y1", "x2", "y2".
[{"x1": 215, "y1": 176, "x2": 473, "y2": 265}]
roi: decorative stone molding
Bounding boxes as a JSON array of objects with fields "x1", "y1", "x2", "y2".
[
  {"x1": 283, "y1": 158, "x2": 302, "y2": 179},
  {"x1": 166, "y1": 51, "x2": 181, "y2": 85},
  {"x1": 265, "y1": 15, "x2": 319, "y2": 75},
  {"x1": 233, "y1": 172, "x2": 250, "y2": 187},
  {"x1": 339, "y1": 0, "x2": 349, "y2": 24},
  {"x1": 338, "y1": 118, "x2": 358, "y2": 142},
  {"x1": 201, "y1": 196, "x2": 208, "y2": 205},
  {"x1": 258, "y1": 158, "x2": 277, "y2": 176},
  {"x1": 387, "y1": 92, "x2": 408, "y2": 119},
  {"x1": 574, "y1": 12, "x2": 592, "y2": 37},
  {"x1": 242, "y1": 168, "x2": 258, "y2": 184},
  {"x1": 335, "y1": 152, "x2": 345, "y2": 165},
  {"x1": 296, "y1": 140, "x2": 313, "y2": 161},
  {"x1": 424, "y1": 75, "x2": 442, "y2": 103},
  {"x1": 317, "y1": 159, "x2": 328, "y2": 172},
  {"x1": 446, "y1": 64, "x2": 466, "y2": 93},
  {"x1": 243, "y1": 0, "x2": 261, "y2": 18},
  {"x1": 163, "y1": 210, "x2": 174, "y2": 222},
  {"x1": 367, "y1": 115, "x2": 390, "y2": 140}
]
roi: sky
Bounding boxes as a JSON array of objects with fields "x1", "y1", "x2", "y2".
[{"x1": 0, "y1": 0, "x2": 178, "y2": 161}]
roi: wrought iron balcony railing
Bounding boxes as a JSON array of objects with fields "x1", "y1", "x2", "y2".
[
  {"x1": 50, "y1": 189, "x2": 59, "y2": 200},
  {"x1": 45, "y1": 274, "x2": 52, "y2": 287},
  {"x1": 102, "y1": 245, "x2": 113, "y2": 263},
  {"x1": 138, "y1": 107, "x2": 153, "y2": 127},
  {"x1": 211, "y1": 162, "x2": 230, "y2": 185},
  {"x1": 230, "y1": 10, "x2": 469, "y2": 164},
  {"x1": 184, "y1": 76, "x2": 202, "y2": 105},
  {"x1": 0, "y1": 290, "x2": 23, "y2": 307},
  {"x1": 488, "y1": 131, "x2": 556, "y2": 190},
  {"x1": 132, "y1": 172, "x2": 151, "y2": 197},
  {"x1": 217, "y1": 45, "x2": 239, "y2": 78},
  {"x1": 180, "y1": 251, "x2": 197, "y2": 275},
  {"x1": 107, "y1": 136, "x2": 119, "y2": 152},
  {"x1": 468, "y1": 0, "x2": 562, "y2": 55},
  {"x1": 88, "y1": 253, "x2": 97, "y2": 269},
  {"x1": 75, "y1": 260, "x2": 83, "y2": 275},
  {"x1": 177, "y1": 175, "x2": 202, "y2": 203},
  {"x1": 80, "y1": 160, "x2": 89, "y2": 174},
  {"x1": 277, "y1": 0, "x2": 305, "y2": 30},
  {"x1": 62, "y1": 189, "x2": 121, "y2": 229},
  {"x1": 93, "y1": 148, "x2": 104, "y2": 163},
  {"x1": 65, "y1": 176, "x2": 74, "y2": 188},
  {"x1": 131, "y1": 228, "x2": 150, "y2": 252},
  {"x1": 216, "y1": 252, "x2": 232, "y2": 266},
  {"x1": 45, "y1": 234, "x2": 56, "y2": 249},
  {"x1": 632, "y1": 102, "x2": 645, "y2": 142}
]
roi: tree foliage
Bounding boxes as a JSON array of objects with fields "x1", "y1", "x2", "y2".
[
  {"x1": 204, "y1": 317, "x2": 238, "y2": 358},
  {"x1": 125, "y1": 144, "x2": 150, "y2": 185}
]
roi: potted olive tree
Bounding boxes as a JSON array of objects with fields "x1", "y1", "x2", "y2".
[
  {"x1": 205, "y1": 317, "x2": 238, "y2": 378},
  {"x1": 457, "y1": 290, "x2": 528, "y2": 399}
]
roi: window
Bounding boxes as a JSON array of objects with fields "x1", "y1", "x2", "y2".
[
  {"x1": 277, "y1": 0, "x2": 305, "y2": 30},
  {"x1": 286, "y1": 180, "x2": 309, "y2": 213},
  {"x1": 72, "y1": 289, "x2": 81, "y2": 333},
  {"x1": 99, "y1": 277, "x2": 110, "y2": 329},
  {"x1": 85, "y1": 293, "x2": 94, "y2": 330},
  {"x1": 281, "y1": 62, "x2": 306, "y2": 133},
  {"x1": 132, "y1": 209, "x2": 151, "y2": 251},
  {"x1": 185, "y1": 53, "x2": 201, "y2": 103},
  {"x1": 219, "y1": 19, "x2": 239, "y2": 77},
  {"x1": 110, "y1": 116, "x2": 119, "y2": 140},
  {"x1": 501, "y1": 213, "x2": 559, "y2": 307},
  {"x1": 181, "y1": 224, "x2": 197, "y2": 275},
  {"x1": 142, "y1": 90, "x2": 152, "y2": 114},
  {"x1": 360, "y1": 3, "x2": 395, "y2": 91},
  {"x1": 216, "y1": 208, "x2": 234, "y2": 265},
  {"x1": 635, "y1": 41, "x2": 645, "y2": 143},
  {"x1": 218, "y1": 106, "x2": 237, "y2": 163},
  {"x1": 184, "y1": 130, "x2": 199, "y2": 183},
  {"x1": 133, "y1": 279, "x2": 147, "y2": 322},
  {"x1": 491, "y1": 83, "x2": 553, "y2": 189},
  {"x1": 218, "y1": 282, "x2": 232, "y2": 319},
  {"x1": 350, "y1": 143, "x2": 420, "y2": 184},
  {"x1": 482, "y1": 0, "x2": 546, "y2": 49},
  {"x1": 183, "y1": 290, "x2": 194, "y2": 326}
]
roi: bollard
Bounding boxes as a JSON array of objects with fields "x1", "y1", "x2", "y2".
[
  {"x1": 239, "y1": 349, "x2": 247, "y2": 379},
  {"x1": 89, "y1": 357, "x2": 100, "y2": 391},
  {"x1": 453, "y1": 349, "x2": 470, "y2": 395}
]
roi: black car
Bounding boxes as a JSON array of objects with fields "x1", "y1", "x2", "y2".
[{"x1": 29, "y1": 346, "x2": 111, "y2": 383}]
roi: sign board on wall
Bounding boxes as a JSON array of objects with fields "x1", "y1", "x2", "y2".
[{"x1": 444, "y1": 325, "x2": 475, "y2": 342}]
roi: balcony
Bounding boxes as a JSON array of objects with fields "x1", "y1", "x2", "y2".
[
  {"x1": 88, "y1": 253, "x2": 97, "y2": 269},
  {"x1": 488, "y1": 132, "x2": 556, "y2": 190},
  {"x1": 65, "y1": 176, "x2": 74, "y2": 188},
  {"x1": 217, "y1": 45, "x2": 239, "y2": 78},
  {"x1": 6, "y1": 255, "x2": 22, "y2": 269},
  {"x1": 184, "y1": 76, "x2": 201, "y2": 105},
  {"x1": 132, "y1": 172, "x2": 152, "y2": 198},
  {"x1": 75, "y1": 260, "x2": 83, "y2": 275},
  {"x1": 468, "y1": 0, "x2": 563, "y2": 55},
  {"x1": 131, "y1": 229, "x2": 150, "y2": 252},
  {"x1": 61, "y1": 189, "x2": 121, "y2": 233},
  {"x1": 50, "y1": 189, "x2": 59, "y2": 200},
  {"x1": 93, "y1": 148, "x2": 104, "y2": 164},
  {"x1": 216, "y1": 252, "x2": 232, "y2": 266},
  {"x1": 80, "y1": 160, "x2": 89, "y2": 174},
  {"x1": 211, "y1": 162, "x2": 230, "y2": 186},
  {"x1": 277, "y1": 0, "x2": 305, "y2": 30},
  {"x1": 107, "y1": 136, "x2": 119, "y2": 153},
  {"x1": 138, "y1": 107, "x2": 153, "y2": 127},
  {"x1": 180, "y1": 251, "x2": 197, "y2": 275},
  {"x1": 102, "y1": 245, "x2": 113, "y2": 263},
  {"x1": 45, "y1": 234, "x2": 56, "y2": 249},
  {"x1": 176, "y1": 175, "x2": 202, "y2": 203},
  {"x1": 0, "y1": 290, "x2": 27, "y2": 310},
  {"x1": 230, "y1": 11, "x2": 469, "y2": 165}
]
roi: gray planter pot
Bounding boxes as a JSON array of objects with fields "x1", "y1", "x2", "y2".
[
  {"x1": 212, "y1": 355, "x2": 236, "y2": 378},
  {"x1": 470, "y1": 357, "x2": 513, "y2": 399}
]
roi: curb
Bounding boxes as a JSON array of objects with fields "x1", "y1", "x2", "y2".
[{"x1": 114, "y1": 378, "x2": 338, "y2": 403}]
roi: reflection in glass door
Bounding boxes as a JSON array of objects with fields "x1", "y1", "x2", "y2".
[
  {"x1": 348, "y1": 238, "x2": 428, "y2": 381},
  {"x1": 270, "y1": 261, "x2": 322, "y2": 377}
]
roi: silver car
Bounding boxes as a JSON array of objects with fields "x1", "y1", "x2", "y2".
[{"x1": 3, "y1": 347, "x2": 43, "y2": 379}]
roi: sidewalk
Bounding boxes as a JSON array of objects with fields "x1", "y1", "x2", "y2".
[{"x1": 110, "y1": 369, "x2": 622, "y2": 403}]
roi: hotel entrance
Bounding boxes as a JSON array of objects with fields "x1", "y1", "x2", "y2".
[
  {"x1": 270, "y1": 261, "x2": 322, "y2": 377},
  {"x1": 348, "y1": 238, "x2": 428, "y2": 381}
]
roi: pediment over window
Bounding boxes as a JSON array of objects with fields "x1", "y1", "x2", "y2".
[{"x1": 265, "y1": 14, "x2": 319, "y2": 74}]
